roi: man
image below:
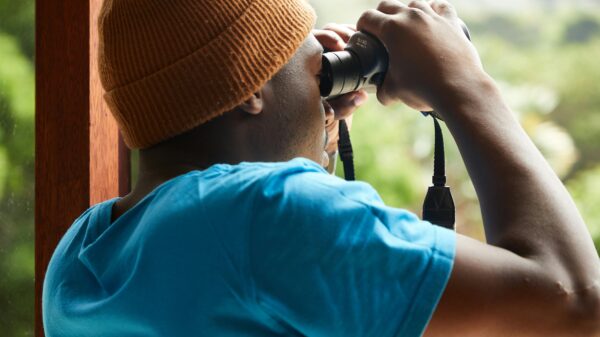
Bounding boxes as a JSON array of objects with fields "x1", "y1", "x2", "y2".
[{"x1": 43, "y1": 0, "x2": 600, "y2": 336}]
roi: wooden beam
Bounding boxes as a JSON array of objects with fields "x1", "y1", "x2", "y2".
[
  {"x1": 90, "y1": 0, "x2": 131, "y2": 204},
  {"x1": 35, "y1": 0, "x2": 130, "y2": 335}
]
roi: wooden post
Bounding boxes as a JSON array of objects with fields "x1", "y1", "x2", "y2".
[
  {"x1": 35, "y1": 0, "x2": 130, "y2": 336},
  {"x1": 89, "y1": 0, "x2": 131, "y2": 204}
]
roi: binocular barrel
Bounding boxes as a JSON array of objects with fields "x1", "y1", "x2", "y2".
[
  {"x1": 320, "y1": 31, "x2": 388, "y2": 98},
  {"x1": 320, "y1": 22, "x2": 471, "y2": 99}
]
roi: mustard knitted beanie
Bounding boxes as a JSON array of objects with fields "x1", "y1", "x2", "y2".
[{"x1": 98, "y1": 0, "x2": 317, "y2": 149}]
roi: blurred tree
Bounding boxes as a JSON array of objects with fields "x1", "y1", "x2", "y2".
[
  {"x1": 568, "y1": 166, "x2": 600, "y2": 254},
  {"x1": 564, "y1": 16, "x2": 600, "y2": 43},
  {"x1": 0, "y1": 0, "x2": 35, "y2": 59},
  {"x1": 469, "y1": 15, "x2": 542, "y2": 47},
  {"x1": 321, "y1": 6, "x2": 600, "y2": 254},
  {"x1": 0, "y1": 0, "x2": 35, "y2": 335},
  {"x1": 0, "y1": 1, "x2": 599, "y2": 336}
]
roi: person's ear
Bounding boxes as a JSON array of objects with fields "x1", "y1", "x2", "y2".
[{"x1": 238, "y1": 91, "x2": 263, "y2": 116}]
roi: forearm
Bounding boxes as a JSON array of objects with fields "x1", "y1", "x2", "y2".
[
  {"x1": 355, "y1": 1, "x2": 600, "y2": 333},
  {"x1": 433, "y1": 72, "x2": 600, "y2": 288}
]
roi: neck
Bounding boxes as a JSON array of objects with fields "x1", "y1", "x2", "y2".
[{"x1": 131, "y1": 117, "x2": 296, "y2": 197}]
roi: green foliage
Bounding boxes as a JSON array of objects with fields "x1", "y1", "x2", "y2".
[
  {"x1": 0, "y1": 1, "x2": 599, "y2": 336},
  {"x1": 563, "y1": 16, "x2": 600, "y2": 44},
  {"x1": 0, "y1": 34, "x2": 35, "y2": 120},
  {"x1": 0, "y1": 0, "x2": 35, "y2": 335},
  {"x1": 0, "y1": 33, "x2": 35, "y2": 197},
  {"x1": 568, "y1": 166, "x2": 600, "y2": 255},
  {"x1": 0, "y1": 0, "x2": 35, "y2": 59},
  {"x1": 337, "y1": 102, "x2": 427, "y2": 209},
  {"x1": 327, "y1": 10, "x2": 600, "y2": 248},
  {"x1": 468, "y1": 14, "x2": 543, "y2": 47},
  {"x1": 0, "y1": 147, "x2": 8, "y2": 198}
]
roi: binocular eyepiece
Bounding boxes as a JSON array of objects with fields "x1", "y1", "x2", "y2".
[{"x1": 320, "y1": 23, "x2": 471, "y2": 99}]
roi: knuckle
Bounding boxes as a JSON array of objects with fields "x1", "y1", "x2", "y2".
[
  {"x1": 378, "y1": 0, "x2": 409, "y2": 14},
  {"x1": 319, "y1": 29, "x2": 336, "y2": 39},
  {"x1": 322, "y1": 23, "x2": 337, "y2": 30},
  {"x1": 407, "y1": 8, "x2": 426, "y2": 20},
  {"x1": 359, "y1": 9, "x2": 377, "y2": 20},
  {"x1": 377, "y1": 0, "x2": 396, "y2": 11},
  {"x1": 437, "y1": 0, "x2": 454, "y2": 12},
  {"x1": 381, "y1": 17, "x2": 398, "y2": 33},
  {"x1": 358, "y1": 9, "x2": 378, "y2": 25},
  {"x1": 356, "y1": 9, "x2": 374, "y2": 27}
]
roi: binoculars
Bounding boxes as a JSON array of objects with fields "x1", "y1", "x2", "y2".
[{"x1": 320, "y1": 24, "x2": 471, "y2": 99}]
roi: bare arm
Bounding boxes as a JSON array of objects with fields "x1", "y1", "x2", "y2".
[
  {"x1": 428, "y1": 76, "x2": 600, "y2": 336},
  {"x1": 357, "y1": 1, "x2": 600, "y2": 336}
]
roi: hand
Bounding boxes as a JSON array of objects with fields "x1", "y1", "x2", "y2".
[
  {"x1": 313, "y1": 24, "x2": 369, "y2": 157},
  {"x1": 357, "y1": 0, "x2": 484, "y2": 112}
]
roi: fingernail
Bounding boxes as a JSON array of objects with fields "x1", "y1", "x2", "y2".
[
  {"x1": 353, "y1": 93, "x2": 368, "y2": 106},
  {"x1": 346, "y1": 92, "x2": 358, "y2": 101}
]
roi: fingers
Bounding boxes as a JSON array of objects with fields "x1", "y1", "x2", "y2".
[
  {"x1": 321, "y1": 23, "x2": 356, "y2": 43},
  {"x1": 378, "y1": 1, "x2": 436, "y2": 19},
  {"x1": 376, "y1": 85, "x2": 394, "y2": 107},
  {"x1": 428, "y1": 0, "x2": 457, "y2": 19},
  {"x1": 312, "y1": 29, "x2": 345, "y2": 51},
  {"x1": 344, "y1": 24, "x2": 358, "y2": 31},
  {"x1": 357, "y1": 8, "x2": 389, "y2": 36},
  {"x1": 358, "y1": 0, "x2": 435, "y2": 36},
  {"x1": 327, "y1": 90, "x2": 369, "y2": 120},
  {"x1": 407, "y1": 0, "x2": 436, "y2": 16},
  {"x1": 314, "y1": 23, "x2": 359, "y2": 51},
  {"x1": 427, "y1": 0, "x2": 469, "y2": 40},
  {"x1": 376, "y1": 0, "x2": 408, "y2": 14}
]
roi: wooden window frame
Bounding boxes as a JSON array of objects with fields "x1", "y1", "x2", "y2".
[{"x1": 35, "y1": 0, "x2": 131, "y2": 336}]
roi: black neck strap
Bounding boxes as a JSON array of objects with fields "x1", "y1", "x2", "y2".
[
  {"x1": 421, "y1": 113, "x2": 455, "y2": 230},
  {"x1": 337, "y1": 113, "x2": 456, "y2": 230},
  {"x1": 338, "y1": 119, "x2": 355, "y2": 181},
  {"x1": 432, "y1": 116, "x2": 447, "y2": 186}
]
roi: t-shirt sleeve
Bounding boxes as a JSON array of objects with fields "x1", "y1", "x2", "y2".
[{"x1": 248, "y1": 168, "x2": 456, "y2": 337}]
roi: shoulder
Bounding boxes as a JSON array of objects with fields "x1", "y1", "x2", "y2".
[
  {"x1": 249, "y1": 158, "x2": 454, "y2": 256},
  {"x1": 250, "y1": 158, "x2": 425, "y2": 242},
  {"x1": 257, "y1": 157, "x2": 383, "y2": 207}
]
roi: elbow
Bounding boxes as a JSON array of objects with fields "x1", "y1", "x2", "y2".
[
  {"x1": 568, "y1": 283, "x2": 600, "y2": 336},
  {"x1": 585, "y1": 290, "x2": 600, "y2": 335}
]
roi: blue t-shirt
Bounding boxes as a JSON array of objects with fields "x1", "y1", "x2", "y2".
[{"x1": 43, "y1": 158, "x2": 455, "y2": 337}]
